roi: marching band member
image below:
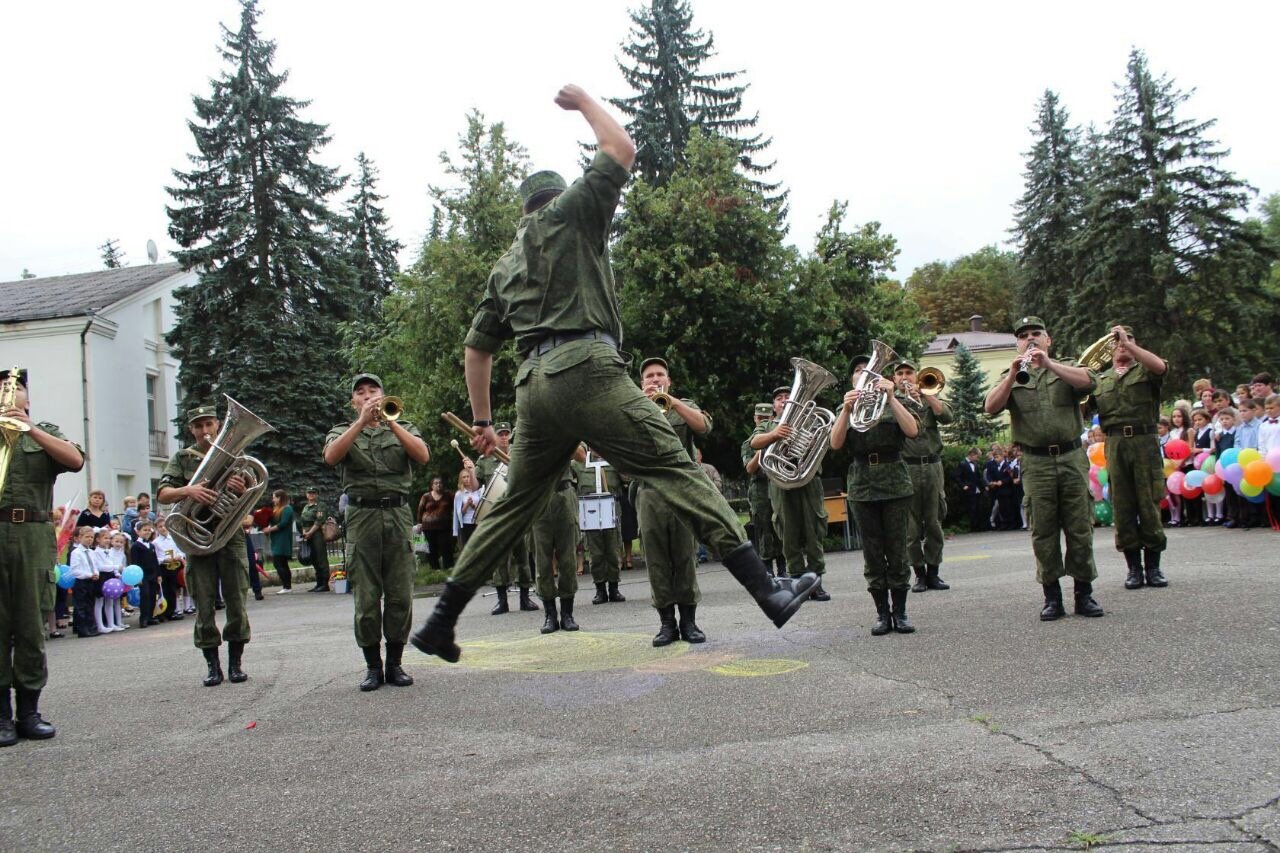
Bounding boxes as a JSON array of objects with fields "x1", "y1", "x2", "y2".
[
  {"x1": 477, "y1": 423, "x2": 539, "y2": 615},
  {"x1": 893, "y1": 360, "x2": 955, "y2": 593},
  {"x1": 742, "y1": 403, "x2": 785, "y2": 577}
]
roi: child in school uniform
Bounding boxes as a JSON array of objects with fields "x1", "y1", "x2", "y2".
[
  {"x1": 131, "y1": 520, "x2": 164, "y2": 627},
  {"x1": 92, "y1": 529, "x2": 122, "y2": 634},
  {"x1": 105, "y1": 532, "x2": 131, "y2": 630},
  {"x1": 69, "y1": 527, "x2": 99, "y2": 638}
]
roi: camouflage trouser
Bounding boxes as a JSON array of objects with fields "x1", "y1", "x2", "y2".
[
  {"x1": 491, "y1": 532, "x2": 533, "y2": 587},
  {"x1": 1022, "y1": 448, "x2": 1097, "y2": 584},
  {"x1": 586, "y1": 526, "x2": 620, "y2": 583},
  {"x1": 636, "y1": 484, "x2": 700, "y2": 608},
  {"x1": 747, "y1": 482, "x2": 781, "y2": 561},
  {"x1": 1108, "y1": 434, "x2": 1168, "y2": 553},
  {"x1": 853, "y1": 496, "x2": 912, "y2": 590},
  {"x1": 0, "y1": 523, "x2": 53, "y2": 690},
  {"x1": 774, "y1": 478, "x2": 827, "y2": 576},
  {"x1": 189, "y1": 532, "x2": 250, "y2": 650},
  {"x1": 450, "y1": 342, "x2": 744, "y2": 595},
  {"x1": 532, "y1": 487, "x2": 578, "y2": 600},
  {"x1": 906, "y1": 461, "x2": 946, "y2": 567},
  {"x1": 346, "y1": 505, "x2": 414, "y2": 647}
]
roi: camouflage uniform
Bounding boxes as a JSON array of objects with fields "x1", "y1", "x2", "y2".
[
  {"x1": 901, "y1": 392, "x2": 954, "y2": 589},
  {"x1": 753, "y1": 417, "x2": 827, "y2": 577}
]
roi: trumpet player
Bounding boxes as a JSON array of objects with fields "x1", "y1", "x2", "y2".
[
  {"x1": 893, "y1": 361, "x2": 954, "y2": 593},
  {"x1": 157, "y1": 404, "x2": 254, "y2": 687},
  {"x1": 831, "y1": 355, "x2": 921, "y2": 635},
  {"x1": 324, "y1": 373, "x2": 429, "y2": 692},
  {"x1": 477, "y1": 423, "x2": 539, "y2": 615},
  {"x1": 984, "y1": 316, "x2": 1103, "y2": 622}
]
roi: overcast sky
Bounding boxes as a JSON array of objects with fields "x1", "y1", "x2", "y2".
[{"x1": 2, "y1": 1, "x2": 1276, "y2": 284}]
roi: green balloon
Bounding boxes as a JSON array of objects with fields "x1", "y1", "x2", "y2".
[
  {"x1": 1267, "y1": 473, "x2": 1280, "y2": 497},
  {"x1": 1202, "y1": 454, "x2": 1217, "y2": 474},
  {"x1": 1097, "y1": 468, "x2": 1109, "y2": 486},
  {"x1": 1093, "y1": 501, "x2": 1114, "y2": 525}
]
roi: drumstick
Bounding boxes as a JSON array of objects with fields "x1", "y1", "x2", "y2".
[
  {"x1": 441, "y1": 411, "x2": 510, "y2": 464},
  {"x1": 449, "y1": 439, "x2": 472, "y2": 463}
]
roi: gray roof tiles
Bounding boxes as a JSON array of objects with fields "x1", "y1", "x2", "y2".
[{"x1": 0, "y1": 264, "x2": 184, "y2": 324}]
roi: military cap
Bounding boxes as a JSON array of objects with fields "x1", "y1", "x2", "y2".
[
  {"x1": 519, "y1": 170, "x2": 568, "y2": 209},
  {"x1": 754, "y1": 403, "x2": 774, "y2": 417},
  {"x1": 849, "y1": 354, "x2": 871, "y2": 373},
  {"x1": 771, "y1": 385, "x2": 790, "y2": 398},
  {"x1": 350, "y1": 372, "x2": 383, "y2": 393},
  {"x1": 895, "y1": 358, "x2": 919, "y2": 372},
  {"x1": 1013, "y1": 315, "x2": 1047, "y2": 335},
  {"x1": 0, "y1": 368, "x2": 28, "y2": 388},
  {"x1": 186, "y1": 404, "x2": 218, "y2": 424},
  {"x1": 305, "y1": 486, "x2": 320, "y2": 494},
  {"x1": 639, "y1": 356, "x2": 668, "y2": 375},
  {"x1": 494, "y1": 422, "x2": 513, "y2": 435}
]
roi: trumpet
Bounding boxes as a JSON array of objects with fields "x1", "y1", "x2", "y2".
[
  {"x1": 649, "y1": 386, "x2": 673, "y2": 413},
  {"x1": 376, "y1": 396, "x2": 403, "y2": 422},
  {"x1": 917, "y1": 367, "x2": 945, "y2": 396},
  {"x1": 1014, "y1": 343, "x2": 1037, "y2": 385}
]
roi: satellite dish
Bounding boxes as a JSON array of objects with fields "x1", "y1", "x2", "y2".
[{"x1": 146, "y1": 239, "x2": 158, "y2": 264}]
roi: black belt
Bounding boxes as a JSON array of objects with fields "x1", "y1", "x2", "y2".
[
  {"x1": 523, "y1": 329, "x2": 619, "y2": 359},
  {"x1": 0, "y1": 507, "x2": 50, "y2": 523},
  {"x1": 1104, "y1": 424, "x2": 1159, "y2": 437},
  {"x1": 855, "y1": 450, "x2": 901, "y2": 466},
  {"x1": 348, "y1": 495, "x2": 405, "y2": 509},
  {"x1": 1021, "y1": 438, "x2": 1083, "y2": 457},
  {"x1": 904, "y1": 454, "x2": 940, "y2": 465}
]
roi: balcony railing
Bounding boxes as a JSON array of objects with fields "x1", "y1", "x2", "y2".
[{"x1": 148, "y1": 430, "x2": 168, "y2": 458}]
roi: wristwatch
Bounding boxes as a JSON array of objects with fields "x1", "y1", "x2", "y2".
[{"x1": 472, "y1": 419, "x2": 493, "y2": 428}]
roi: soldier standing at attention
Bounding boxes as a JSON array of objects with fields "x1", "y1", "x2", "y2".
[
  {"x1": 985, "y1": 316, "x2": 1103, "y2": 621},
  {"x1": 830, "y1": 356, "x2": 921, "y2": 635},
  {"x1": 530, "y1": 459, "x2": 581, "y2": 634},
  {"x1": 742, "y1": 402, "x2": 785, "y2": 577},
  {"x1": 324, "y1": 374, "x2": 429, "y2": 691},
  {"x1": 299, "y1": 487, "x2": 331, "y2": 592},
  {"x1": 1089, "y1": 325, "x2": 1169, "y2": 590},
  {"x1": 0, "y1": 369, "x2": 83, "y2": 746},
  {"x1": 637, "y1": 357, "x2": 709, "y2": 646},
  {"x1": 750, "y1": 385, "x2": 830, "y2": 600},
  {"x1": 573, "y1": 445, "x2": 625, "y2": 605},
  {"x1": 411, "y1": 84, "x2": 815, "y2": 663},
  {"x1": 157, "y1": 404, "x2": 254, "y2": 687},
  {"x1": 476, "y1": 423, "x2": 539, "y2": 615},
  {"x1": 893, "y1": 360, "x2": 955, "y2": 593}
]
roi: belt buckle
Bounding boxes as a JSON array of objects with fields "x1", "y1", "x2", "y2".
[
  {"x1": 10, "y1": 508, "x2": 25, "y2": 523},
  {"x1": 1047, "y1": 445, "x2": 1061, "y2": 457},
  {"x1": 868, "y1": 453, "x2": 880, "y2": 465},
  {"x1": 1123, "y1": 426, "x2": 1135, "y2": 437}
]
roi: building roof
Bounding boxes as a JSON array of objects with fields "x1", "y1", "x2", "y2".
[
  {"x1": 923, "y1": 330, "x2": 1017, "y2": 355},
  {"x1": 0, "y1": 263, "x2": 185, "y2": 324}
]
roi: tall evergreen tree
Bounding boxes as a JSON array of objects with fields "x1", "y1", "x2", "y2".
[
  {"x1": 165, "y1": 0, "x2": 353, "y2": 497},
  {"x1": 339, "y1": 152, "x2": 402, "y2": 314},
  {"x1": 943, "y1": 344, "x2": 1001, "y2": 447},
  {"x1": 608, "y1": 0, "x2": 780, "y2": 201},
  {"x1": 1011, "y1": 90, "x2": 1085, "y2": 321},
  {"x1": 99, "y1": 238, "x2": 126, "y2": 269}
]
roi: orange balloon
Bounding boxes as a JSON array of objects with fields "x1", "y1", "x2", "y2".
[
  {"x1": 1087, "y1": 442, "x2": 1106, "y2": 467},
  {"x1": 1244, "y1": 459, "x2": 1274, "y2": 489}
]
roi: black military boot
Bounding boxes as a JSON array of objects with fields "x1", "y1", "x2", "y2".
[
  {"x1": 809, "y1": 578, "x2": 831, "y2": 601},
  {"x1": 384, "y1": 643, "x2": 414, "y2": 687},
  {"x1": 559, "y1": 597, "x2": 579, "y2": 631},
  {"x1": 0, "y1": 689, "x2": 16, "y2": 748},
  {"x1": 518, "y1": 586, "x2": 540, "y2": 611},
  {"x1": 202, "y1": 647, "x2": 224, "y2": 686},
  {"x1": 652, "y1": 605, "x2": 678, "y2": 647},
  {"x1": 14, "y1": 689, "x2": 55, "y2": 740},
  {"x1": 890, "y1": 587, "x2": 915, "y2": 633},
  {"x1": 592, "y1": 582, "x2": 608, "y2": 605},
  {"x1": 722, "y1": 542, "x2": 817, "y2": 628},
  {"x1": 925, "y1": 565, "x2": 950, "y2": 590},
  {"x1": 1073, "y1": 579, "x2": 1105, "y2": 617},
  {"x1": 490, "y1": 586, "x2": 510, "y2": 615},
  {"x1": 911, "y1": 566, "x2": 928, "y2": 593},
  {"x1": 360, "y1": 646, "x2": 384, "y2": 691},
  {"x1": 1143, "y1": 549, "x2": 1168, "y2": 588},
  {"x1": 677, "y1": 604, "x2": 706, "y2": 643},
  {"x1": 1040, "y1": 581, "x2": 1065, "y2": 621},
  {"x1": 227, "y1": 641, "x2": 248, "y2": 683},
  {"x1": 1123, "y1": 550, "x2": 1145, "y2": 590},
  {"x1": 410, "y1": 580, "x2": 475, "y2": 663},
  {"x1": 540, "y1": 598, "x2": 560, "y2": 634},
  {"x1": 869, "y1": 590, "x2": 892, "y2": 636},
  {"x1": 607, "y1": 581, "x2": 626, "y2": 603}
]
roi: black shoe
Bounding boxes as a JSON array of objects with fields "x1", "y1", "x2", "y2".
[
  {"x1": 1040, "y1": 582, "x2": 1065, "y2": 621},
  {"x1": 0, "y1": 691, "x2": 15, "y2": 747},
  {"x1": 809, "y1": 579, "x2": 831, "y2": 601},
  {"x1": 310, "y1": 585, "x2": 330, "y2": 593},
  {"x1": 254, "y1": 590, "x2": 264, "y2": 601},
  {"x1": 677, "y1": 604, "x2": 706, "y2": 643},
  {"x1": 490, "y1": 586, "x2": 510, "y2": 615},
  {"x1": 722, "y1": 542, "x2": 816, "y2": 628},
  {"x1": 518, "y1": 586, "x2": 540, "y2": 611},
  {"x1": 360, "y1": 646, "x2": 384, "y2": 691},
  {"x1": 592, "y1": 583, "x2": 608, "y2": 605},
  {"x1": 202, "y1": 648, "x2": 224, "y2": 686},
  {"x1": 559, "y1": 596, "x2": 579, "y2": 631},
  {"x1": 215, "y1": 599, "x2": 225, "y2": 610},
  {"x1": 1143, "y1": 549, "x2": 1168, "y2": 587},
  {"x1": 911, "y1": 566, "x2": 928, "y2": 593},
  {"x1": 540, "y1": 598, "x2": 560, "y2": 634},
  {"x1": 890, "y1": 587, "x2": 915, "y2": 633},
  {"x1": 410, "y1": 581, "x2": 475, "y2": 663},
  {"x1": 1123, "y1": 550, "x2": 1144, "y2": 590},
  {"x1": 14, "y1": 689, "x2": 55, "y2": 740},
  {"x1": 869, "y1": 590, "x2": 893, "y2": 636},
  {"x1": 607, "y1": 581, "x2": 626, "y2": 603},
  {"x1": 384, "y1": 643, "x2": 414, "y2": 687},
  {"x1": 925, "y1": 565, "x2": 949, "y2": 590},
  {"x1": 653, "y1": 605, "x2": 678, "y2": 647},
  {"x1": 227, "y1": 641, "x2": 248, "y2": 683},
  {"x1": 1073, "y1": 580, "x2": 1105, "y2": 617},
  {"x1": 167, "y1": 613, "x2": 184, "y2": 621}
]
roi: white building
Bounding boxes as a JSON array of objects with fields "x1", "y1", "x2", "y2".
[{"x1": 0, "y1": 263, "x2": 194, "y2": 513}]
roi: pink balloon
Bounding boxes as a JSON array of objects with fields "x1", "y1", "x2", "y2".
[
  {"x1": 1267, "y1": 448, "x2": 1280, "y2": 471},
  {"x1": 1166, "y1": 471, "x2": 1185, "y2": 494},
  {"x1": 1194, "y1": 451, "x2": 1209, "y2": 468}
]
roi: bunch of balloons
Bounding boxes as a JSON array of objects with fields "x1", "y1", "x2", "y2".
[
  {"x1": 1165, "y1": 446, "x2": 1280, "y2": 505},
  {"x1": 53, "y1": 564, "x2": 147, "y2": 598},
  {"x1": 1086, "y1": 441, "x2": 1113, "y2": 525}
]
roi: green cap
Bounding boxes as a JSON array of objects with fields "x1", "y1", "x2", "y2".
[
  {"x1": 895, "y1": 359, "x2": 918, "y2": 372},
  {"x1": 0, "y1": 368, "x2": 28, "y2": 388},
  {"x1": 1014, "y1": 316, "x2": 1046, "y2": 335},
  {"x1": 639, "y1": 356, "x2": 668, "y2": 374},
  {"x1": 494, "y1": 422, "x2": 512, "y2": 435},
  {"x1": 771, "y1": 385, "x2": 790, "y2": 398},
  {"x1": 849, "y1": 354, "x2": 871, "y2": 373},
  {"x1": 305, "y1": 486, "x2": 319, "y2": 494},
  {"x1": 754, "y1": 403, "x2": 774, "y2": 417},
  {"x1": 519, "y1": 170, "x2": 567, "y2": 210},
  {"x1": 351, "y1": 373, "x2": 383, "y2": 393},
  {"x1": 186, "y1": 404, "x2": 218, "y2": 424}
]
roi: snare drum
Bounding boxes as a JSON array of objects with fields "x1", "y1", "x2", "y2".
[
  {"x1": 476, "y1": 463, "x2": 509, "y2": 522},
  {"x1": 578, "y1": 493, "x2": 617, "y2": 531}
]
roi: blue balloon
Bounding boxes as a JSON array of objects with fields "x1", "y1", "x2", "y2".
[
  {"x1": 1185, "y1": 470, "x2": 1207, "y2": 489},
  {"x1": 122, "y1": 564, "x2": 143, "y2": 586},
  {"x1": 1246, "y1": 490, "x2": 1266, "y2": 504},
  {"x1": 1220, "y1": 447, "x2": 1240, "y2": 468},
  {"x1": 127, "y1": 588, "x2": 141, "y2": 607},
  {"x1": 56, "y1": 570, "x2": 75, "y2": 590}
]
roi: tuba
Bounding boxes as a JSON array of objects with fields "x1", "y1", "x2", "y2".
[
  {"x1": 167, "y1": 395, "x2": 275, "y2": 556},
  {"x1": 848, "y1": 340, "x2": 901, "y2": 432},
  {"x1": 761, "y1": 358, "x2": 837, "y2": 489},
  {"x1": 1078, "y1": 331, "x2": 1120, "y2": 372}
]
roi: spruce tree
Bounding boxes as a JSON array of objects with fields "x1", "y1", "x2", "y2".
[
  {"x1": 164, "y1": 0, "x2": 353, "y2": 498},
  {"x1": 944, "y1": 344, "x2": 1001, "y2": 447},
  {"x1": 99, "y1": 238, "x2": 126, "y2": 269},
  {"x1": 339, "y1": 152, "x2": 402, "y2": 315}
]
